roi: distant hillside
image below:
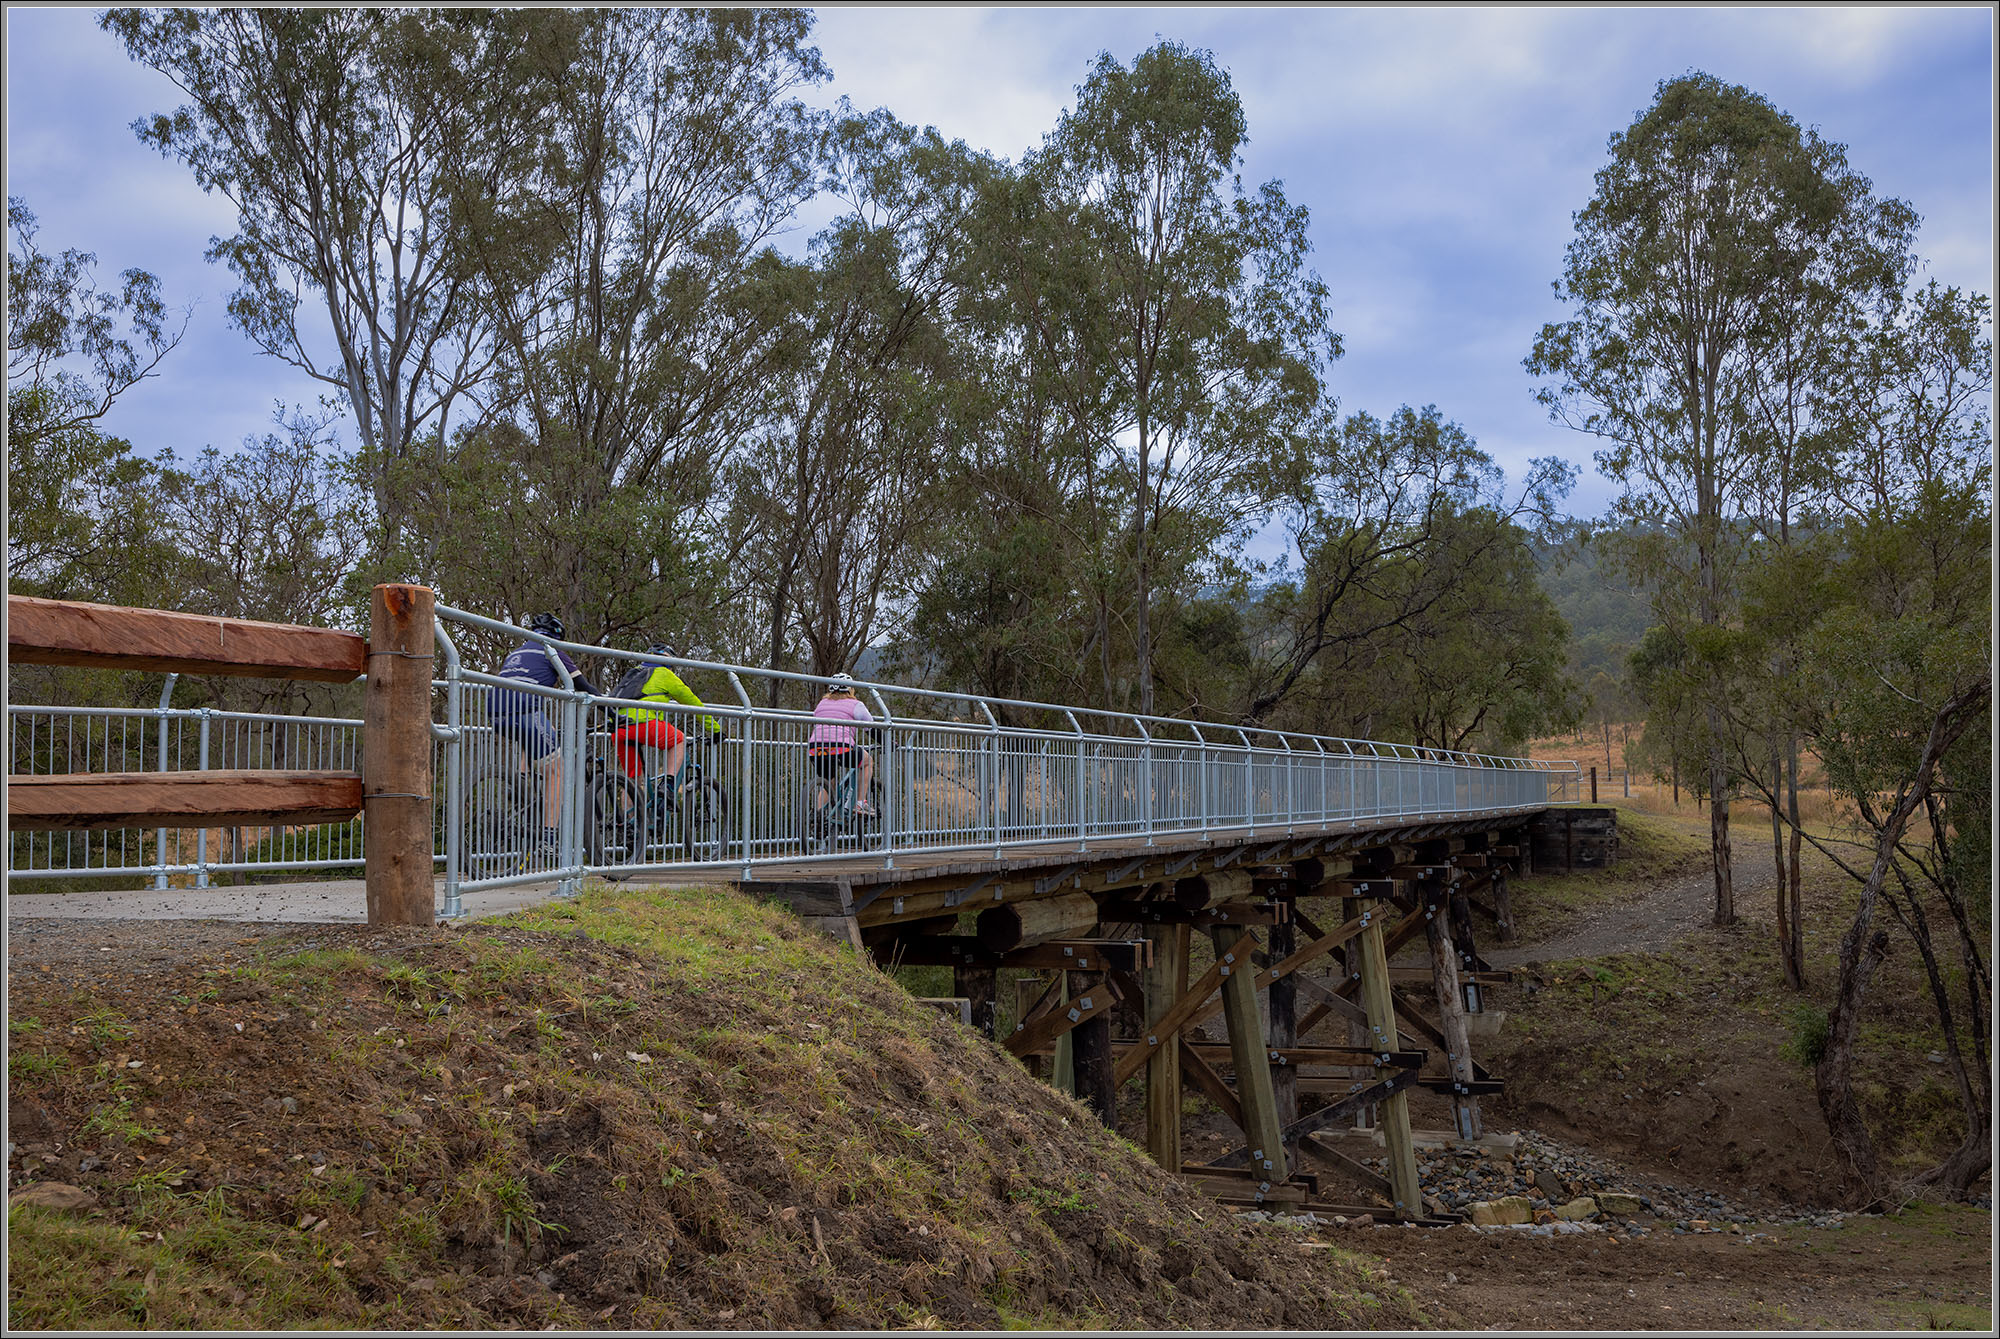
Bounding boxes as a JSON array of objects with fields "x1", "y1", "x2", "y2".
[{"x1": 1534, "y1": 535, "x2": 1652, "y2": 691}]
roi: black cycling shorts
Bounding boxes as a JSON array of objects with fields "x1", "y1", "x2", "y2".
[{"x1": 808, "y1": 746, "x2": 857, "y2": 780}]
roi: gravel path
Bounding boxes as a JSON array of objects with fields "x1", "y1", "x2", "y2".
[{"x1": 1485, "y1": 852, "x2": 1777, "y2": 968}]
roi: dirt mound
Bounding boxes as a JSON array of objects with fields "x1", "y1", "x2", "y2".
[{"x1": 6, "y1": 886, "x2": 1415, "y2": 1330}]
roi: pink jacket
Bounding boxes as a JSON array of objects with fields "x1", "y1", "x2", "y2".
[{"x1": 807, "y1": 695, "x2": 873, "y2": 747}]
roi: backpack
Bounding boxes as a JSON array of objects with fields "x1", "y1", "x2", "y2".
[{"x1": 611, "y1": 663, "x2": 654, "y2": 702}]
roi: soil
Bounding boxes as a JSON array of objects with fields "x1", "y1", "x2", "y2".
[
  {"x1": 1484, "y1": 856, "x2": 1771, "y2": 968},
  {"x1": 5, "y1": 902, "x2": 1414, "y2": 1331},
  {"x1": 1371, "y1": 1203, "x2": 1992, "y2": 1331},
  {"x1": 7, "y1": 817, "x2": 1992, "y2": 1332}
]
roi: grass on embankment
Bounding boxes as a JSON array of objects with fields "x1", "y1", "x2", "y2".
[{"x1": 6, "y1": 883, "x2": 1419, "y2": 1331}]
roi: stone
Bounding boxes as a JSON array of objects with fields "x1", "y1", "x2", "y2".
[
  {"x1": 1467, "y1": 1195, "x2": 1532, "y2": 1227},
  {"x1": 1554, "y1": 1197, "x2": 1598, "y2": 1221},
  {"x1": 1533, "y1": 1209, "x2": 1558, "y2": 1225},
  {"x1": 9, "y1": 1181, "x2": 97, "y2": 1212},
  {"x1": 1533, "y1": 1170, "x2": 1566, "y2": 1202},
  {"x1": 1597, "y1": 1191, "x2": 1644, "y2": 1216}
]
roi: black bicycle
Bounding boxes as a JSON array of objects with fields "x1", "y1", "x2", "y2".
[
  {"x1": 465, "y1": 739, "x2": 635, "y2": 877},
  {"x1": 797, "y1": 747, "x2": 882, "y2": 855},
  {"x1": 588, "y1": 733, "x2": 731, "y2": 866}
]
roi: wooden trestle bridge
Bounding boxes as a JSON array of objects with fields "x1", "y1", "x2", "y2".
[
  {"x1": 739, "y1": 808, "x2": 1604, "y2": 1222},
  {"x1": 7, "y1": 587, "x2": 1612, "y2": 1221}
]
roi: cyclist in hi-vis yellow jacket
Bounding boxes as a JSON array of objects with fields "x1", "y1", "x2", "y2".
[{"x1": 611, "y1": 644, "x2": 721, "y2": 787}]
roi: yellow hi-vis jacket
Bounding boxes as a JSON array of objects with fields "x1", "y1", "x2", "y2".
[{"x1": 618, "y1": 665, "x2": 722, "y2": 733}]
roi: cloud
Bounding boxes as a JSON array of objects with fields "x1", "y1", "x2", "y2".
[{"x1": 6, "y1": 3, "x2": 1988, "y2": 508}]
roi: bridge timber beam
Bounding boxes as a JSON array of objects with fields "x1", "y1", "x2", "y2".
[{"x1": 741, "y1": 814, "x2": 1564, "y2": 1221}]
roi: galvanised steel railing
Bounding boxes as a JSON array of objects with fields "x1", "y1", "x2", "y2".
[
  {"x1": 431, "y1": 607, "x2": 1582, "y2": 916},
  {"x1": 6, "y1": 695, "x2": 371, "y2": 885},
  {"x1": 5, "y1": 609, "x2": 1580, "y2": 904}
]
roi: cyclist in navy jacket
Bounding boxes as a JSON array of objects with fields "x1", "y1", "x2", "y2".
[{"x1": 488, "y1": 613, "x2": 600, "y2": 857}]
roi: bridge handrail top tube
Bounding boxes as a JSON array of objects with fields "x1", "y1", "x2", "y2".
[{"x1": 433, "y1": 604, "x2": 1580, "y2": 773}]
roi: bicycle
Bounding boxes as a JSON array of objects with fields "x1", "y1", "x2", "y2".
[
  {"x1": 797, "y1": 745, "x2": 882, "y2": 855},
  {"x1": 590, "y1": 727, "x2": 731, "y2": 866},
  {"x1": 465, "y1": 734, "x2": 634, "y2": 878}
]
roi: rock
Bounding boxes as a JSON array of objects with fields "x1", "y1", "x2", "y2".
[
  {"x1": 1533, "y1": 1209, "x2": 1558, "y2": 1225},
  {"x1": 10, "y1": 1181, "x2": 98, "y2": 1212},
  {"x1": 1555, "y1": 1197, "x2": 1598, "y2": 1221},
  {"x1": 1597, "y1": 1191, "x2": 1644, "y2": 1216},
  {"x1": 391, "y1": 1111, "x2": 423, "y2": 1129},
  {"x1": 1533, "y1": 1170, "x2": 1566, "y2": 1202},
  {"x1": 1689, "y1": 1219, "x2": 1710, "y2": 1231},
  {"x1": 1467, "y1": 1195, "x2": 1533, "y2": 1227}
]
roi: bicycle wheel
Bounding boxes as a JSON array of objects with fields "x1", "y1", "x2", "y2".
[
  {"x1": 680, "y1": 777, "x2": 730, "y2": 859},
  {"x1": 797, "y1": 780, "x2": 833, "y2": 855},
  {"x1": 586, "y1": 772, "x2": 643, "y2": 869},
  {"x1": 467, "y1": 776, "x2": 529, "y2": 878}
]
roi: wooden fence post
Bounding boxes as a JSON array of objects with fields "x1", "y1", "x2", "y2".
[{"x1": 364, "y1": 583, "x2": 436, "y2": 926}]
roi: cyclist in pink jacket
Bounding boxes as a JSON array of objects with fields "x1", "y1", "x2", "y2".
[{"x1": 807, "y1": 672, "x2": 877, "y2": 815}]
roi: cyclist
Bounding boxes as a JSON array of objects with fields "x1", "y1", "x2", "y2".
[
  {"x1": 806, "y1": 671, "x2": 876, "y2": 817},
  {"x1": 612, "y1": 642, "x2": 722, "y2": 799},
  {"x1": 487, "y1": 613, "x2": 600, "y2": 857}
]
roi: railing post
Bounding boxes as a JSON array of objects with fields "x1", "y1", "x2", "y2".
[
  {"x1": 866, "y1": 687, "x2": 896, "y2": 868},
  {"x1": 1135, "y1": 718, "x2": 1153, "y2": 847},
  {"x1": 435, "y1": 622, "x2": 464, "y2": 920},
  {"x1": 195, "y1": 707, "x2": 211, "y2": 889},
  {"x1": 1193, "y1": 724, "x2": 1208, "y2": 841},
  {"x1": 1065, "y1": 710, "x2": 1085, "y2": 852},
  {"x1": 153, "y1": 673, "x2": 177, "y2": 889},
  {"x1": 976, "y1": 699, "x2": 1000, "y2": 857},
  {"x1": 725, "y1": 671, "x2": 752, "y2": 869},
  {"x1": 363, "y1": 583, "x2": 437, "y2": 927}
]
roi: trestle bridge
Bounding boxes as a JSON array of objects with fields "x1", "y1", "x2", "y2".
[{"x1": 7, "y1": 585, "x2": 1603, "y2": 1221}]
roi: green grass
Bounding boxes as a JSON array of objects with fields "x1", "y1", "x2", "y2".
[{"x1": 8, "y1": 880, "x2": 1418, "y2": 1332}]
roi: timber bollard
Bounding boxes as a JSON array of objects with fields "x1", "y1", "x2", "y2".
[{"x1": 364, "y1": 583, "x2": 436, "y2": 926}]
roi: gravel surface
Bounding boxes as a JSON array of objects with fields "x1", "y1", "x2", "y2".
[{"x1": 1486, "y1": 851, "x2": 1775, "y2": 968}]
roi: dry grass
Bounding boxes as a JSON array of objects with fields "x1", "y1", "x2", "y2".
[{"x1": 7, "y1": 883, "x2": 1416, "y2": 1331}]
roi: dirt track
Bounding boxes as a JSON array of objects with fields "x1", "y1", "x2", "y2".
[{"x1": 1486, "y1": 854, "x2": 1775, "y2": 968}]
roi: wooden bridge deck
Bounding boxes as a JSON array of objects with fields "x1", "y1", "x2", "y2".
[{"x1": 730, "y1": 803, "x2": 1553, "y2": 929}]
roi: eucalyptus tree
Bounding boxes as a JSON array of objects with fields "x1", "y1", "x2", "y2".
[
  {"x1": 104, "y1": 7, "x2": 569, "y2": 550},
  {"x1": 1527, "y1": 72, "x2": 1916, "y2": 927},
  {"x1": 6, "y1": 198, "x2": 187, "y2": 609},
  {"x1": 5, "y1": 196, "x2": 187, "y2": 453},
  {"x1": 728, "y1": 106, "x2": 991, "y2": 693},
  {"x1": 480, "y1": 8, "x2": 824, "y2": 494},
  {"x1": 1240, "y1": 405, "x2": 1573, "y2": 730},
  {"x1": 1043, "y1": 42, "x2": 1336, "y2": 714},
  {"x1": 1783, "y1": 280, "x2": 1991, "y2": 1194}
]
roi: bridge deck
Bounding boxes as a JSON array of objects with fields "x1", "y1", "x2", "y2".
[{"x1": 730, "y1": 804, "x2": 1554, "y2": 929}]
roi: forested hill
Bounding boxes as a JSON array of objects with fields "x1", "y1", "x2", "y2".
[{"x1": 1533, "y1": 535, "x2": 1651, "y2": 696}]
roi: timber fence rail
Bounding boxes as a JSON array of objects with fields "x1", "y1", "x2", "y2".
[
  {"x1": 6, "y1": 587, "x2": 439, "y2": 924},
  {"x1": 7, "y1": 590, "x2": 1582, "y2": 924}
]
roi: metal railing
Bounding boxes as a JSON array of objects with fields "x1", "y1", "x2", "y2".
[
  {"x1": 6, "y1": 696, "x2": 371, "y2": 885},
  {"x1": 5, "y1": 608, "x2": 1581, "y2": 905},
  {"x1": 431, "y1": 607, "x2": 1582, "y2": 915}
]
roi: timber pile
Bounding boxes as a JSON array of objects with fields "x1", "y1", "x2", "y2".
[{"x1": 821, "y1": 820, "x2": 1605, "y2": 1224}]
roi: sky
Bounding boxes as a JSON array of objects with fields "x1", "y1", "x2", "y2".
[{"x1": 5, "y1": 4, "x2": 1994, "y2": 533}]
